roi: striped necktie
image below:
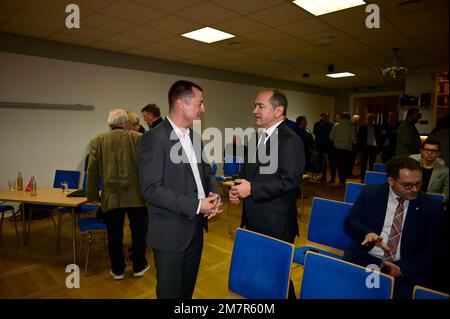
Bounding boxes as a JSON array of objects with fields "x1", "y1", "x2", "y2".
[{"x1": 383, "y1": 198, "x2": 405, "y2": 263}]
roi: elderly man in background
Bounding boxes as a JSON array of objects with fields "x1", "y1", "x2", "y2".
[{"x1": 87, "y1": 109, "x2": 149, "y2": 280}]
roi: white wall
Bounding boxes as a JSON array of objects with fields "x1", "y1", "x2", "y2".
[
  {"x1": 0, "y1": 52, "x2": 333, "y2": 187},
  {"x1": 405, "y1": 73, "x2": 435, "y2": 98}
]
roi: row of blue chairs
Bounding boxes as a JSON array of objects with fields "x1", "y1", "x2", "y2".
[{"x1": 229, "y1": 228, "x2": 449, "y2": 299}]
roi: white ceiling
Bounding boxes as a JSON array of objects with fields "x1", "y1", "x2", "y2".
[{"x1": 0, "y1": 0, "x2": 448, "y2": 89}]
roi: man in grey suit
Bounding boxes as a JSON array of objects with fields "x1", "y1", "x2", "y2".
[
  {"x1": 138, "y1": 80, "x2": 221, "y2": 299},
  {"x1": 410, "y1": 137, "x2": 449, "y2": 202}
]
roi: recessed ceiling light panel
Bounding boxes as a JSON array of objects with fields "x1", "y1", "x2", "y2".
[
  {"x1": 326, "y1": 72, "x2": 356, "y2": 78},
  {"x1": 292, "y1": 0, "x2": 366, "y2": 16},
  {"x1": 182, "y1": 27, "x2": 235, "y2": 44}
]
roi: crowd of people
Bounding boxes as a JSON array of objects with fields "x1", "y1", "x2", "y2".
[{"x1": 84, "y1": 80, "x2": 448, "y2": 299}]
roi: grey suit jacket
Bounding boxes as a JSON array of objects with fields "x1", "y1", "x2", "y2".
[
  {"x1": 138, "y1": 119, "x2": 217, "y2": 252},
  {"x1": 426, "y1": 162, "x2": 449, "y2": 202}
]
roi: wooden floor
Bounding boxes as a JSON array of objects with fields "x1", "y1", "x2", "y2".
[{"x1": 0, "y1": 178, "x2": 348, "y2": 299}]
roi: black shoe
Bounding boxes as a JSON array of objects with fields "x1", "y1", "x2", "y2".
[{"x1": 133, "y1": 264, "x2": 150, "y2": 278}]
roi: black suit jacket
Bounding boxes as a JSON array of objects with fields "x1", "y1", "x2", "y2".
[
  {"x1": 138, "y1": 119, "x2": 217, "y2": 252},
  {"x1": 343, "y1": 183, "x2": 443, "y2": 285},
  {"x1": 357, "y1": 124, "x2": 382, "y2": 151},
  {"x1": 240, "y1": 122, "x2": 305, "y2": 243}
]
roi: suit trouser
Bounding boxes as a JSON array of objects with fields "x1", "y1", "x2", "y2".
[
  {"x1": 153, "y1": 215, "x2": 204, "y2": 299},
  {"x1": 334, "y1": 148, "x2": 353, "y2": 184},
  {"x1": 360, "y1": 146, "x2": 378, "y2": 181},
  {"x1": 104, "y1": 207, "x2": 148, "y2": 274}
]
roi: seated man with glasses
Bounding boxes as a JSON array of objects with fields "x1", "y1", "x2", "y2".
[
  {"x1": 409, "y1": 137, "x2": 448, "y2": 203},
  {"x1": 343, "y1": 156, "x2": 444, "y2": 298}
]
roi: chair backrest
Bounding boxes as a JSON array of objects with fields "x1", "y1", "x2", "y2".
[
  {"x1": 300, "y1": 252, "x2": 393, "y2": 299},
  {"x1": 53, "y1": 170, "x2": 80, "y2": 189},
  {"x1": 211, "y1": 163, "x2": 217, "y2": 175},
  {"x1": 427, "y1": 192, "x2": 445, "y2": 203},
  {"x1": 223, "y1": 162, "x2": 240, "y2": 176},
  {"x1": 413, "y1": 285, "x2": 449, "y2": 299},
  {"x1": 344, "y1": 182, "x2": 364, "y2": 204},
  {"x1": 82, "y1": 173, "x2": 102, "y2": 191},
  {"x1": 364, "y1": 171, "x2": 387, "y2": 185},
  {"x1": 307, "y1": 198, "x2": 353, "y2": 251},
  {"x1": 373, "y1": 163, "x2": 387, "y2": 173},
  {"x1": 228, "y1": 228, "x2": 294, "y2": 299}
]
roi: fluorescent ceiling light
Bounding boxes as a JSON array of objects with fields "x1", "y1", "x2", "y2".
[
  {"x1": 182, "y1": 27, "x2": 235, "y2": 44},
  {"x1": 292, "y1": 0, "x2": 366, "y2": 16},
  {"x1": 326, "y1": 72, "x2": 356, "y2": 78}
]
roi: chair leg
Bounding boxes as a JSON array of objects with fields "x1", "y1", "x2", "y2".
[
  {"x1": 84, "y1": 232, "x2": 92, "y2": 276},
  {"x1": 0, "y1": 210, "x2": 4, "y2": 237},
  {"x1": 56, "y1": 212, "x2": 63, "y2": 253},
  {"x1": 79, "y1": 232, "x2": 84, "y2": 267},
  {"x1": 13, "y1": 209, "x2": 19, "y2": 244},
  {"x1": 27, "y1": 207, "x2": 32, "y2": 247}
]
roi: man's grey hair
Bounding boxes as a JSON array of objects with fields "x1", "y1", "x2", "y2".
[{"x1": 107, "y1": 109, "x2": 128, "y2": 128}]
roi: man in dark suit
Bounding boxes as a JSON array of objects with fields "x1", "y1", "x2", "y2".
[
  {"x1": 138, "y1": 80, "x2": 221, "y2": 299},
  {"x1": 229, "y1": 89, "x2": 304, "y2": 298},
  {"x1": 343, "y1": 156, "x2": 443, "y2": 299},
  {"x1": 357, "y1": 113, "x2": 382, "y2": 182},
  {"x1": 141, "y1": 103, "x2": 163, "y2": 129}
]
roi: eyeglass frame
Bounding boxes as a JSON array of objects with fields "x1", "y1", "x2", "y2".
[
  {"x1": 393, "y1": 179, "x2": 422, "y2": 191},
  {"x1": 421, "y1": 147, "x2": 439, "y2": 154}
]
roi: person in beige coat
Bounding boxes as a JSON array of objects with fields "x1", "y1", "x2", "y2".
[{"x1": 87, "y1": 109, "x2": 148, "y2": 280}]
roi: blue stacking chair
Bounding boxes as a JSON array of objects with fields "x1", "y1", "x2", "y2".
[
  {"x1": 413, "y1": 285, "x2": 449, "y2": 299},
  {"x1": 373, "y1": 163, "x2": 387, "y2": 173},
  {"x1": 344, "y1": 182, "x2": 364, "y2": 204},
  {"x1": 77, "y1": 217, "x2": 107, "y2": 276},
  {"x1": 300, "y1": 251, "x2": 394, "y2": 299},
  {"x1": 56, "y1": 173, "x2": 101, "y2": 248},
  {"x1": 364, "y1": 171, "x2": 387, "y2": 185},
  {"x1": 211, "y1": 163, "x2": 217, "y2": 175},
  {"x1": 228, "y1": 228, "x2": 294, "y2": 299},
  {"x1": 224, "y1": 155, "x2": 244, "y2": 176},
  {"x1": 293, "y1": 198, "x2": 352, "y2": 265},
  {"x1": 426, "y1": 192, "x2": 445, "y2": 203}
]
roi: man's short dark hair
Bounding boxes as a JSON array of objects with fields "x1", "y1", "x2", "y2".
[
  {"x1": 341, "y1": 112, "x2": 351, "y2": 120},
  {"x1": 266, "y1": 89, "x2": 288, "y2": 116},
  {"x1": 296, "y1": 116, "x2": 306, "y2": 125},
  {"x1": 168, "y1": 80, "x2": 203, "y2": 111},
  {"x1": 386, "y1": 156, "x2": 421, "y2": 179},
  {"x1": 422, "y1": 137, "x2": 441, "y2": 151},
  {"x1": 141, "y1": 103, "x2": 160, "y2": 117}
]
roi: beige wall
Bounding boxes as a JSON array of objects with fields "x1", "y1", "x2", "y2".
[{"x1": 0, "y1": 51, "x2": 333, "y2": 187}]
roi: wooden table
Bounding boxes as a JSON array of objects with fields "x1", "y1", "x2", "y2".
[{"x1": 0, "y1": 188, "x2": 88, "y2": 265}]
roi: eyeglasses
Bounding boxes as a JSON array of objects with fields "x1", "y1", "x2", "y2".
[
  {"x1": 394, "y1": 179, "x2": 421, "y2": 190},
  {"x1": 422, "y1": 148, "x2": 439, "y2": 154}
]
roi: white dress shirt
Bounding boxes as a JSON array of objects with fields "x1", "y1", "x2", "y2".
[
  {"x1": 368, "y1": 186, "x2": 409, "y2": 261},
  {"x1": 258, "y1": 120, "x2": 284, "y2": 146},
  {"x1": 167, "y1": 116, "x2": 205, "y2": 214}
]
